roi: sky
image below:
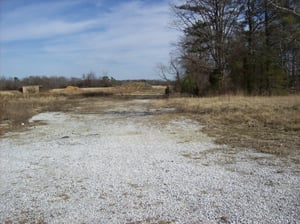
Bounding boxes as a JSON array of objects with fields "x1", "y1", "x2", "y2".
[{"x1": 0, "y1": 0, "x2": 179, "y2": 80}]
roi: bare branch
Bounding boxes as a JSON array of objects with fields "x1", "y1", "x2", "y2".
[{"x1": 268, "y1": 0, "x2": 300, "y2": 16}]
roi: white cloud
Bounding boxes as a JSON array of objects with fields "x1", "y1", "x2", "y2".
[
  {"x1": 0, "y1": 0, "x2": 102, "y2": 42},
  {"x1": 0, "y1": 0, "x2": 180, "y2": 79},
  {"x1": 1, "y1": 20, "x2": 98, "y2": 42}
]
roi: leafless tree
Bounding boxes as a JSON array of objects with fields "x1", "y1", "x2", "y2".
[
  {"x1": 268, "y1": 0, "x2": 300, "y2": 16},
  {"x1": 172, "y1": 0, "x2": 244, "y2": 89}
]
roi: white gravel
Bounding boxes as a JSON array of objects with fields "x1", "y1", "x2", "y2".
[{"x1": 0, "y1": 100, "x2": 299, "y2": 223}]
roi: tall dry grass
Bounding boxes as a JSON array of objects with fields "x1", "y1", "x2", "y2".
[
  {"x1": 0, "y1": 94, "x2": 72, "y2": 134},
  {"x1": 152, "y1": 95, "x2": 300, "y2": 158},
  {"x1": 167, "y1": 95, "x2": 300, "y2": 130}
]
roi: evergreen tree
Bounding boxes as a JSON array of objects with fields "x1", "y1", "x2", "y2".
[{"x1": 172, "y1": 0, "x2": 299, "y2": 95}]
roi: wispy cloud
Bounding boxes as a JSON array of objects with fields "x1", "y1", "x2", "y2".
[
  {"x1": 0, "y1": 0, "x2": 100, "y2": 41},
  {"x1": 1, "y1": 20, "x2": 98, "y2": 42},
  {"x1": 0, "y1": 0, "x2": 179, "y2": 79}
]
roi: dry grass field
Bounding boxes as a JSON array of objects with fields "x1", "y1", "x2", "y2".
[
  {"x1": 1, "y1": 88, "x2": 299, "y2": 160},
  {"x1": 152, "y1": 95, "x2": 300, "y2": 160},
  {"x1": 50, "y1": 83, "x2": 166, "y2": 97},
  {"x1": 0, "y1": 84, "x2": 165, "y2": 134},
  {"x1": 0, "y1": 93, "x2": 72, "y2": 135},
  {"x1": 1, "y1": 90, "x2": 300, "y2": 222}
]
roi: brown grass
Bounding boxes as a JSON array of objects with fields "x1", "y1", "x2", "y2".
[
  {"x1": 151, "y1": 95, "x2": 300, "y2": 159},
  {"x1": 0, "y1": 84, "x2": 165, "y2": 135},
  {"x1": 1, "y1": 90, "x2": 299, "y2": 161},
  {"x1": 50, "y1": 84, "x2": 166, "y2": 97},
  {"x1": 0, "y1": 93, "x2": 75, "y2": 135}
]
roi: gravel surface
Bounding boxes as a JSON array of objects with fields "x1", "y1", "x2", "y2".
[{"x1": 0, "y1": 100, "x2": 299, "y2": 223}]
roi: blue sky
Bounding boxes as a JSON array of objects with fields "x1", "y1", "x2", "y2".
[{"x1": 0, "y1": 0, "x2": 179, "y2": 80}]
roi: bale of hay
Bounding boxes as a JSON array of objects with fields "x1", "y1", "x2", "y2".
[{"x1": 65, "y1": 86, "x2": 79, "y2": 91}]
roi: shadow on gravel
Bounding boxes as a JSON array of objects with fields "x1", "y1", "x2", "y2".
[
  {"x1": 106, "y1": 111, "x2": 156, "y2": 117},
  {"x1": 104, "y1": 108, "x2": 176, "y2": 118}
]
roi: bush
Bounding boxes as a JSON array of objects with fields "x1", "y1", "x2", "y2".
[{"x1": 180, "y1": 74, "x2": 199, "y2": 95}]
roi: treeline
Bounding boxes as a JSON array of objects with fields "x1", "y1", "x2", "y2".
[
  {"x1": 0, "y1": 72, "x2": 167, "y2": 91},
  {"x1": 169, "y1": 0, "x2": 300, "y2": 95},
  {"x1": 0, "y1": 73, "x2": 118, "y2": 91}
]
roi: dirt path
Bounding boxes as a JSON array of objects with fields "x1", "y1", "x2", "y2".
[{"x1": 0, "y1": 99, "x2": 299, "y2": 223}]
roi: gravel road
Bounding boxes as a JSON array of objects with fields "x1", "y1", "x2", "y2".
[{"x1": 0, "y1": 99, "x2": 299, "y2": 223}]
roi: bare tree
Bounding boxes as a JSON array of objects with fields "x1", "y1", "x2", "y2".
[
  {"x1": 170, "y1": 0, "x2": 299, "y2": 94},
  {"x1": 173, "y1": 0, "x2": 244, "y2": 89},
  {"x1": 157, "y1": 59, "x2": 182, "y2": 82},
  {"x1": 268, "y1": 0, "x2": 300, "y2": 16},
  {"x1": 156, "y1": 52, "x2": 184, "y2": 91}
]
